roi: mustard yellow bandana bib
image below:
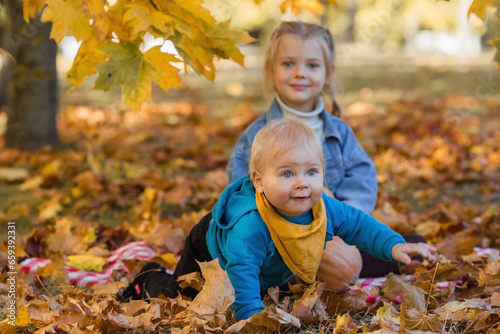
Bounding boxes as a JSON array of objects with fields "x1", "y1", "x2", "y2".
[{"x1": 256, "y1": 191, "x2": 327, "y2": 284}]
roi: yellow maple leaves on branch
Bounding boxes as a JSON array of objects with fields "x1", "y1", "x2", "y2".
[
  {"x1": 468, "y1": 0, "x2": 500, "y2": 64},
  {"x1": 22, "y1": 0, "x2": 256, "y2": 110},
  {"x1": 19, "y1": 0, "x2": 500, "y2": 110}
]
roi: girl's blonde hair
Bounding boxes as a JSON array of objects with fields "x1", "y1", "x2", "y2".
[
  {"x1": 249, "y1": 118, "x2": 324, "y2": 180},
  {"x1": 263, "y1": 21, "x2": 336, "y2": 104}
]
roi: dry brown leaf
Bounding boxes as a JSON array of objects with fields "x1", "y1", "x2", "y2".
[
  {"x1": 290, "y1": 281, "x2": 328, "y2": 324},
  {"x1": 46, "y1": 218, "x2": 94, "y2": 255},
  {"x1": 71, "y1": 170, "x2": 104, "y2": 199},
  {"x1": 264, "y1": 286, "x2": 281, "y2": 305},
  {"x1": 489, "y1": 292, "x2": 500, "y2": 307},
  {"x1": 226, "y1": 306, "x2": 301, "y2": 333},
  {"x1": 381, "y1": 275, "x2": 428, "y2": 313},
  {"x1": 177, "y1": 271, "x2": 205, "y2": 292},
  {"x1": 132, "y1": 187, "x2": 163, "y2": 221},
  {"x1": 6, "y1": 203, "x2": 30, "y2": 218},
  {"x1": 37, "y1": 252, "x2": 70, "y2": 285},
  {"x1": 434, "y1": 300, "x2": 469, "y2": 322},
  {"x1": 375, "y1": 303, "x2": 401, "y2": 326},
  {"x1": 435, "y1": 229, "x2": 480, "y2": 260},
  {"x1": 153, "y1": 297, "x2": 190, "y2": 318},
  {"x1": 130, "y1": 219, "x2": 185, "y2": 254},
  {"x1": 181, "y1": 259, "x2": 235, "y2": 321},
  {"x1": 334, "y1": 312, "x2": 358, "y2": 333},
  {"x1": 164, "y1": 180, "x2": 193, "y2": 207},
  {"x1": 414, "y1": 221, "x2": 443, "y2": 242},
  {"x1": 0, "y1": 167, "x2": 29, "y2": 182},
  {"x1": 463, "y1": 311, "x2": 500, "y2": 333},
  {"x1": 478, "y1": 259, "x2": 500, "y2": 292},
  {"x1": 400, "y1": 302, "x2": 443, "y2": 332},
  {"x1": 26, "y1": 302, "x2": 57, "y2": 329},
  {"x1": 339, "y1": 289, "x2": 370, "y2": 312},
  {"x1": 125, "y1": 299, "x2": 150, "y2": 316},
  {"x1": 90, "y1": 281, "x2": 126, "y2": 296},
  {"x1": 156, "y1": 252, "x2": 179, "y2": 269},
  {"x1": 372, "y1": 202, "x2": 412, "y2": 234},
  {"x1": 106, "y1": 313, "x2": 143, "y2": 329},
  {"x1": 38, "y1": 194, "x2": 64, "y2": 221}
]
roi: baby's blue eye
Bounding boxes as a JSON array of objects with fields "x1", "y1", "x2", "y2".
[
  {"x1": 307, "y1": 170, "x2": 316, "y2": 176},
  {"x1": 308, "y1": 63, "x2": 320, "y2": 69},
  {"x1": 283, "y1": 61, "x2": 293, "y2": 67},
  {"x1": 283, "y1": 172, "x2": 292, "y2": 178}
]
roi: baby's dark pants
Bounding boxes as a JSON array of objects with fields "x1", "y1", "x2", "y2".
[{"x1": 124, "y1": 212, "x2": 213, "y2": 300}]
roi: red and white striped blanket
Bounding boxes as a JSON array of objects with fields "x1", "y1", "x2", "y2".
[{"x1": 19, "y1": 241, "x2": 157, "y2": 287}]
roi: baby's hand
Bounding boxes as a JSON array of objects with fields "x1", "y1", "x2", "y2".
[{"x1": 391, "y1": 243, "x2": 437, "y2": 265}]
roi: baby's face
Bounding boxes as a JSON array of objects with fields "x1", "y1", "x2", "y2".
[{"x1": 253, "y1": 147, "x2": 324, "y2": 216}]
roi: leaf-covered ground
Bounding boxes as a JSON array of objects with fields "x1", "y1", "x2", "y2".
[{"x1": 1, "y1": 59, "x2": 500, "y2": 333}]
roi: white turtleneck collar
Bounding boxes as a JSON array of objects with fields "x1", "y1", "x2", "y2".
[{"x1": 276, "y1": 96, "x2": 325, "y2": 139}]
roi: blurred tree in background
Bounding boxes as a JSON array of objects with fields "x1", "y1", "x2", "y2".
[{"x1": 1, "y1": 0, "x2": 58, "y2": 150}]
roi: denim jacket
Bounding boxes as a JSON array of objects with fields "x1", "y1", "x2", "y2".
[{"x1": 226, "y1": 99, "x2": 378, "y2": 214}]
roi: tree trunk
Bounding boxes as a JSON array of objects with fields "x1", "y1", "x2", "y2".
[{"x1": 2, "y1": 0, "x2": 59, "y2": 150}]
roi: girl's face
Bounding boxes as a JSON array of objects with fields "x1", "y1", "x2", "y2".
[
  {"x1": 253, "y1": 147, "x2": 324, "y2": 217},
  {"x1": 273, "y1": 35, "x2": 330, "y2": 112}
]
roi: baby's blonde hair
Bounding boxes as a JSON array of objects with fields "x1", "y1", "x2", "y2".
[
  {"x1": 263, "y1": 21, "x2": 336, "y2": 99},
  {"x1": 249, "y1": 118, "x2": 324, "y2": 181}
]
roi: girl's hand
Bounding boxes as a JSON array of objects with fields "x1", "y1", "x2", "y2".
[{"x1": 391, "y1": 243, "x2": 437, "y2": 265}]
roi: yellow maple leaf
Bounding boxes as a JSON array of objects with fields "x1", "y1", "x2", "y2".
[
  {"x1": 207, "y1": 20, "x2": 256, "y2": 67},
  {"x1": 66, "y1": 254, "x2": 107, "y2": 272},
  {"x1": 175, "y1": 19, "x2": 253, "y2": 81},
  {"x1": 144, "y1": 46, "x2": 182, "y2": 93},
  {"x1": 66, "y1": 32, "x2": 107, "y2": 87},
  {"x1": 171, "y1": 0, "x2": 215, "y2": 25},
  {"x1": 164, "y1": 0, "x2": 211, "y2": 34},
  {"x1": 468, "y1": 0, "x2": 495, "y2": 19},
  {"x1": 159, "y1": 252, "x2": 179, "y2": 269},
  {"x1": 98, "y1": 1, "x2": 134, "y2": 41},
  {"x1": 123, "y1": 3, "x2": 174, "y2": 39},
  {"x1": 80, "y1": 0, "x2": 118, "y2": 41},
  {"x1": 177, "y1": 35, "x2": 217, "y2": 81},
  {"x1": 21, "y1": 0, "x2": 45, "y2": 22},
  {"x1": 334, "y1": 313, "x2": 358, "y2": 333},
  {"x1": 16, "y1": 305, "x2": 31, "y2": 327},
  {"x1": 376, "y1": 304, "x2": 401, "y2": 325},
  {"x1": 41, "y1": 0, "x2": 91, "y2": 44},
  {"x1": 94, "y1": 41, "x2": 182, "y2": 110}
]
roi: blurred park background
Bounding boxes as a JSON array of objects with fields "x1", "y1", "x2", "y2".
[{"x1": 51, "y1": 0, "x2": 499, "y2": 113}]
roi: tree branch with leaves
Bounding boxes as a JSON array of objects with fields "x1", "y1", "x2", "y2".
[{"x1": 22, "y1": 0, "x2": 255, "y2": 110}]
